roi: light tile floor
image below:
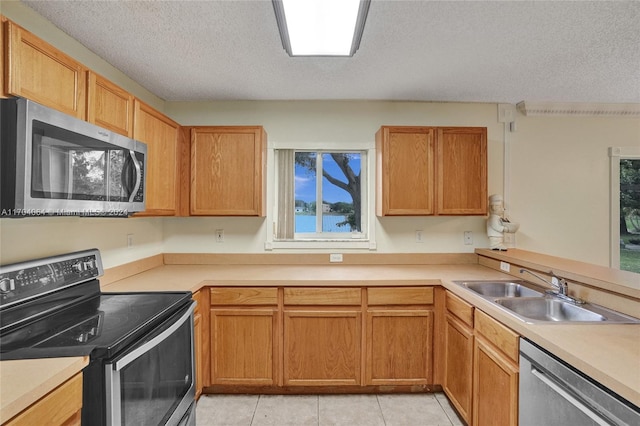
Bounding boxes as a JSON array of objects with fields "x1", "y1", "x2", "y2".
[{"x1": 196, "y1": 393, "x2": 465, "y2": 426}]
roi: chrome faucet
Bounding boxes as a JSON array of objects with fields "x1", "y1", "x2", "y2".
[{"x1": 519, "y1": 268, "x2": 584, "y2": 304}]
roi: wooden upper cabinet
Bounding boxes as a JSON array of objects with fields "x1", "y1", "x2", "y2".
[
  {"x1": 133, "y1": 100, "x2": 181, "y2": 215},
  {"x1": 436, "y1": 127, "x2": 487, "y2": 215},
  {"x1": 376, "y1": 126, "x2": 487, "y2": 216},
  {"x1": 190, "y1": 126, "x2": 266, "y2": 216},
  {"x1": 376, "y1": 126, "x2": 435, "y2": 216},
  {"x1": 1, "y1": 16, "x2": 7, "y2": 98},
  {"x1": 87, "y1": 72, "x2": 134, "y2": 137},
  {"x1": 5, "y1": 21, "x2": 86, "y2": 118}
]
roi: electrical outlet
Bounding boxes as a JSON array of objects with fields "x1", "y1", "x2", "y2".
[
  {"x1": 464, "y1": 231, "x2": 473, "y2": 245},
  {"x1": 415, "y1": 230, "x2": 424, "y2": 243},
  {"x1": 215, "y1": 229, "x2": 224, "y2": 243},
  {"x1": 500, "y1": 261, "x2": 511, "y2": 272},
  {"x1": 127, "y1": 234, "x2": 134, "y2": 248},
  {"x1": 330, "y1": 253, "x2": 343, "y2": 263}
]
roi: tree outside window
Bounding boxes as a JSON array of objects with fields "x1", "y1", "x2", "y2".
[
  {"x1": 620, "y1": 159, "x2": 640, "y2": 273},
  {"x1": 294, "y1": 151, "x2": 363, "y2": 237}
]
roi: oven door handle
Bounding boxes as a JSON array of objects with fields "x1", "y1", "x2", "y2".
[{"x1": 113, "y1": 302, "x2": 194, "y2": 371}]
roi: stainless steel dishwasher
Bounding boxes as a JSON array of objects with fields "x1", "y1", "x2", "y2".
[{"x1": 519, "y1": 338, "x2": 639, "y2": 426}]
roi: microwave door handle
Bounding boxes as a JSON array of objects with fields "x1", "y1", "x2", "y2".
[
  {"x1": 128, "y1": 150, "x2": 141, "y2": 202},
  {"x1": 120, "y1": 151, "x2": 141, "y2": 202}
]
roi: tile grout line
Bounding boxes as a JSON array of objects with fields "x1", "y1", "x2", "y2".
[
  {"x1": 434, "y1": 394, "x2": 456, "y2": 426},
  {"x1": 249, "y1": 394, "x2": 260, "y2": 426},
  {"x1": 375, "y1": 395, "x2": 388, "y2": 426}
]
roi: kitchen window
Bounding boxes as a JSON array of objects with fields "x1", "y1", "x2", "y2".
[
  {"x1": 609, "y1": 147, "x2": 640, "y2": 274},
  {"x1": 270, "y1": 147, "x2": 373, "y2": 249}
]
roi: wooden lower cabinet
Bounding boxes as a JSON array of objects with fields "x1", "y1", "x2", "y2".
[
  {"x1": 366, "y1": 310, "x2": 432, "y2": 385},
  {"x1": 472, "y1": 310, "x2": 519, "y2": 426},
  {"x1": 5, "y1": 372, "x2": 83, "y2": 426},
  {"x1": 203, "y1": 286, "x2": 436, "y2": 392},
  {"x1": 443, "y1": 313, "x2": 474, "y2": 423},
  {"x1": 443, "y1": 291, "x2": 474, "y2": 424},
  {"x1": 210, "y1": 308, "x2": 278, "y2": 386},
  {"x1": 283, "y1": 310, "x2": 361, "y2": 386}
]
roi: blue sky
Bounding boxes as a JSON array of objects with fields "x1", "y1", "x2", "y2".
[{"x1": 295, "y1": 154, "x2": 361, "y2": 203}]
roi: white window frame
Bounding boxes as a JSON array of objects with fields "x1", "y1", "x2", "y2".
[
  {"x1": 609, "y1": 146, "x2": 640, "y2": 269},
  {"x1": 267, "y1": 141, "x2": 376, "y2": 250}
]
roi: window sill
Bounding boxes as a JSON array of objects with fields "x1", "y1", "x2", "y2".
[{"x1": 267, "y1": 240, "x2": 376, "y2": 250}]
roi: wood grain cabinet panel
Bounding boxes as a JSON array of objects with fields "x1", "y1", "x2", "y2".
[
  {"x1": 283, "y1": 287, "x2": 361, "y2": 305},
  {"x1": 87, "y1": 72, "x2": 134, "y2": 137},
  {"x1": 376, "y1": 126, "x2": 487, "y2": 216},
  {"x1": 1, "y1": 16, "x2": 7, "y2": 98},
  {"x1": 283, "y1": 310, "x2": 361, "y2": 386},
  {"x1": 436, "y1": 127, "x2": 487, "y2": 215},
  {"x1": 443, "y1": 313, "x2": 474, "y2": 424},
  {"x1": 5, "y1": 372, "x2": 83, "y2": 426},
  {"x1": 472, "y1": 310, "x2": 519, "y2": 426},
  {"x1": 210, "y1": 309, "x2": 278, "y2": 386},
  {"x1": 376, "y1": 126, "x2": 435, "y2": 215},
  {"x1": 365, "y1": 310, "x2": 433, "y2": 385},
  {"x1": 473, "y1": 336, "x2": 519, "y2": 426},
  {"x1": 190, "y1": 126, "x2": 266, "y2": 216},
  {"x1": 210, "y1": 287, "x2": 278, "y2": 306},
  {"x1": 5, "y1": 21, "x2": 86, "y2": 118},
  {"x1": 133, "y1": 100, "x2": 180, "y2": 215}
]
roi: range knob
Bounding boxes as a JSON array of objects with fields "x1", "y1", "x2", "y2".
[
  {"x1": 0, "y1": 278, "x2": 15, "y2": 293},
  {"x1": 71, "y1": 262, "x2": 84, "y2": 273}
]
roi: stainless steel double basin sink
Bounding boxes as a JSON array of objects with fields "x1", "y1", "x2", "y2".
[{"x1": 454, "y1": 280, "x2": 640, "y2": 324}]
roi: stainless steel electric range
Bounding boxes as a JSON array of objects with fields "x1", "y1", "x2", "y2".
[{"x1": 0, "y1": 249, "x2": 196, "y2": 425}]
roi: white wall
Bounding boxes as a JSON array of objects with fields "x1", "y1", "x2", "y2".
[{"x1": 510, "y1": 114, "x2": 640, "y2": 267}]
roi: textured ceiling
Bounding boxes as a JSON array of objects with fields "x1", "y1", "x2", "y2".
[{"x1": 20, "y1": 0, "x2": 640, "y2": 104}]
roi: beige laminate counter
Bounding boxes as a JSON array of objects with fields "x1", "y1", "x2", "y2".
[
  {"x1": 0, "y1": 356, "x2": 88, "y2": 423},
  {"x1": 2, "y1": 260, "x2": 638, "y2": 420}
]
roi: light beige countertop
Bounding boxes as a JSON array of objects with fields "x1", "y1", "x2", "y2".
[
  {"x1": 0, "y1": 356, "x2": 88, "y2": 423},
  {"x1": 2, "y1": 254, "x2": 638, "y2": 419}
]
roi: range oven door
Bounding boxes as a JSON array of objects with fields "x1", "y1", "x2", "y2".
[{"x1": 105, "y1": 302, "x2": 195, "y2": 426}]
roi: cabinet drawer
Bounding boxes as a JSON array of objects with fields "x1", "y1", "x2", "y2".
[
  {"x1": 210, "y1": 288, "x2": 277, "y2": 305},
  {"x1": 368, "y1": 287, "x2": 433, "y2": 305},
  {"x1": 475, "y1": 309, "x2": 519, "y2": 363},
  {"x1": 284, "y1": 288, "x2": 361, "y2": 305},
  {"x1": 446, "y1": 291, "x2": 474, "y2": 327}
]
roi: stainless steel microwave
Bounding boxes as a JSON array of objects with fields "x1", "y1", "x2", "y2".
[{"x1": 1, "y1": 97, "x2": 146, "y2": 217}]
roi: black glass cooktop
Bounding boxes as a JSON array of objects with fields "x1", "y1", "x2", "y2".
[{"x1": 0, "y1": 287, "x2": 191, "y2": 361}]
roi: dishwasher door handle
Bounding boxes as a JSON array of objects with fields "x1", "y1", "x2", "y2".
[{"x1": 531, "y1": 367, "x2": 611, "y2": 426}]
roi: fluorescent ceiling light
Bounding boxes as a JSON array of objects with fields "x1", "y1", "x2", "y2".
[{"x1": 273, "y1": 0, "x2": 370, "y2": 57}]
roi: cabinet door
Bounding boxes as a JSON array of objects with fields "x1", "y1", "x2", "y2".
[
  {"x1": 443, "y1": 313, "x2": 474, "y2": 424},
  {"x1": 210, "y1": 309, "x2": 278, "y2": 386},
  {"x1": 1, "y1": 17, "x2": 7, "y2": 98},
  {"x1": 365, "y1": 310, "x2": 433, "y2": 385},
  {"x1": 5, "y1": 372, "x2": 83, "y2": 426},
  {"x1": 87, "y1": 72, "x2": 134, "y2": 137},
  {"x1": 133, "y1": 100, "x2": 180, "y2": 215},
  {"x1": 473, "y1": 336, "x2": 519, "y2": 426},
  {"x1": 190, "y1": 127, "x2": 266, "y2": 216},
  {"x1": 436, "y1": 127, "x2": 487, "y2": 215},
  {"x1": 5, "y1": 21, "x2": 86, "y2": 118},
  {"x1": 376, "y1": 126, "x2": 435, "y2": 215},
  {"x1": 283, "y1": 310, "x2": 361, "y2": 386}
]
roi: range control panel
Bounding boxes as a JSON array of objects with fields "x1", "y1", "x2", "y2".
[{"x1": 0, "y1": 249, "x2": 103, "y2": 307}]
